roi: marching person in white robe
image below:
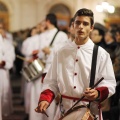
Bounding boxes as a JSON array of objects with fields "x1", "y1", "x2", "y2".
[
  {"x1": 29, "y1": 14, "x2": 68, "y2": 120},
  {"x1": 21, "y1": 27, "x2": 38, "y2": 114},
  {"x1": 35, "y1": 8, "x2": 116, "y2": 120},
  {"x1": 0, "y1": 29, "x2": 15, "y2": 117}
]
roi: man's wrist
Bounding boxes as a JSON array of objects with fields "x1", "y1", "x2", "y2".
[{"x1": 95, "y1": 90, "x2": 100, "y2": 101}]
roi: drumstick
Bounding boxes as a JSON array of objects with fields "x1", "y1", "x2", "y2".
[
  {"x1": 43, "y1": 110, "x2": 49, "y2": 117},
  {"x1": 16, "y1": 55, "x2": 28, "y2": 62},
  {"x1": 35, "y1": 106, "x2": 49, "y2": 117},
  {"x1": 67, "y1": 77, "x2": 104, "y2": 112}
]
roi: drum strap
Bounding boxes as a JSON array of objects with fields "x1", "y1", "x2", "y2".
[
  {"x1": 49, "y1": 30, "x2": 59, "y2": 46},
  {"x1": 89, "y1": 44, "x2": 99, "y2": 88},
  {"x1": 88, "y1": 44, "x2": 98, "y2": 108}
]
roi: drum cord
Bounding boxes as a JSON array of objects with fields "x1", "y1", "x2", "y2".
[{"x1": 59, "y1": 96, "x2": 65, "y2": 117}]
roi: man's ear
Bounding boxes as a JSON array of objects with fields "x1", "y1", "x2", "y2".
[{"x1": 90, "y1": 25, "x2": 94, "y2": 32}]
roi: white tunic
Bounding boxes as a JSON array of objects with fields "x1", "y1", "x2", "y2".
[
  {"x1": 0, "y1": 34, "x2": 15, "y2": 116},
  {"x1": 21, "y1": 35, "x2": 40, "y2": 58},
  {"x1": 42, "y1": 39, "x2": 116, "y2": 120},
  {"x1": 21, "y1": 35, "x2": 40, "y2": 114}
]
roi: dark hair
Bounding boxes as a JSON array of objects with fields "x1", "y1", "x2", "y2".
[
  {"x1": 46, "y1": 13, "x2": 58, "y2": 28},
  {"x1": 73, "y1": 8, "x2": 94, "y2": 26},
  {"x1": 69, "y1": 18, "x2": 74, "y2": 27},
  {"x1": 27, "y1": 27, "x2": 36, "y2": 37},
  {"x1": 94, "y1": 27, "x2": 105, "y2": 36},
  {"x1": 94, "y1": 27, "x2": 106, "y2": 45}
]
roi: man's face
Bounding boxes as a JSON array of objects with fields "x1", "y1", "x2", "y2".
[
  {"x1": 73, "y1": 16, "x2": 93, "y2": 41},
  {"x1": 40, "y1": 20, "x2": 47, "y2": 32},
  {"x1": 90, "y1": 29, "x2": 102, "y2": 43},
  {"x1": 45, "y1": 20, "x2": 50, "y2": 29},
  {"x1": 116, "y1": 32, "x2": 120, "y2": 43},
  {"x1": 68, "y1": 22, "x2": 75, "y2": 38},
  {"x1": 104, "y1": 32, "x2": 113, "y2": 44}
]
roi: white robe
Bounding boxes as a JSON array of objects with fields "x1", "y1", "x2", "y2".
[
  {"x1": 0, "y1": 35, "x2": 15, "y2": 116},
  {"x1": 21, "y1": 35, "x2": 40, "y2": 114},
  {"x1": 29, "y1": 28, "x2": 68, "y2": 120},
  {"x1": 42, "y1": 39, "x2": 116, "y2": 120}
]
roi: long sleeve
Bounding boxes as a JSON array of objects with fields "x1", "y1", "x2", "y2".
[
  {"x1": 39, "y1": 89, "x2": 55, "y2": 103},
  {"x1": 41, "y1": 52, "x2": 59, "y2": 98},
  {"x1": 96, "y1": 49, "x2": 116, "y2": 99},
  {"x1": 21, "y1": 35, "x2": 40, "y2": 57},
  {"x1": 96, "y1": 87, "x2": 109, "y2": 102}
]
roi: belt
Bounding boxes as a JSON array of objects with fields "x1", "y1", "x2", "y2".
[{"x1": 61, "y1": 94, "x2": 89, "y2": 102}]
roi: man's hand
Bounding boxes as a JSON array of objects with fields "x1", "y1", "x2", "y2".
[
  {"x1": 0, "y1": 61, "x2": 5, "y2": 68},
  {"x1": 32, "y1": 50, "x2": 39, "y2": 55},
  {"x1": 83, "y1": 88, "x2": 99, "y2": 101},
  {"x1": 35, "y1": 101, "x2": 49, "y2": 113},
  {"x1": 42, "y1": 47, "x2": 51, "y2": 55}
]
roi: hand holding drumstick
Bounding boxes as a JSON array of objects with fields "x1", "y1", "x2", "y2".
[{"x1": 35, "y1": 101, "x2": 49, "y2": 117}]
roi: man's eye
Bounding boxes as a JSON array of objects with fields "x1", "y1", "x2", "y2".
[
  {"x1": 75, "y1": 21, "x2": 80, "y2": 25},
  {"x1": 83, "y1": 22, "x2": 89, "y2": 26}
]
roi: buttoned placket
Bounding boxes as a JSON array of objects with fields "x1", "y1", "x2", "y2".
[{"x1": 72, "y1": 45, "x2": 80, "y2": 98}]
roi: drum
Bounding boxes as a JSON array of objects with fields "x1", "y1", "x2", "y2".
[
  {"x1": 59, "y1": 105, "x2": 96, "y2": 120},
  {"x1": 21, "y1": 58, "x2": 45, "y2": 82}
]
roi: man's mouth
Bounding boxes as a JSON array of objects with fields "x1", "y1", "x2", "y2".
[{"x1": 77, "y1": 31, "x2": 84, "y2": 35}]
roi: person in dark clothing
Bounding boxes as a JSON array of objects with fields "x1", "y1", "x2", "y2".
[
  {"x1": 90, "y1": 25, "x2": 106, "y2": 48},
  {"x1": 103, "y1": 28, "x2": 120, "y2": 120},
  {"x1": 104, "y1": 30, "x2": 117, "y2": 63},
  {"x1": 113, "y1": 27, "x2": 120, "y2": 80}
]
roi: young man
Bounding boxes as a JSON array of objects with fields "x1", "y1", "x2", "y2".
[{"x1": 35, "y1": 8, "x2": 116, "y2": 120}]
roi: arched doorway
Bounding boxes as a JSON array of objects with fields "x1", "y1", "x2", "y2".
[
  {"x1": 0, "y1": 1, "x2": 9, "y2": 30},
  {"x1": 49, "y1": 4, "x2": 71, "y2": 32}
]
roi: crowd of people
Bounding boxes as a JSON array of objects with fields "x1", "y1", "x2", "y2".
[{"x1": 0, "y1": 8, "x2": 120, "y2": 120}]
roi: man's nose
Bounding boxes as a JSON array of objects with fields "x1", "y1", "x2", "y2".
[{"x1": 78, "y1": 23, "x2": 83, "y2": 28}]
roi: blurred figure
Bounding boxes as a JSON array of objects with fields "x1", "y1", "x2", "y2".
[
  {"x1": 0, "y1": 21, "x2": 13, "y2": 44},
  {"x1": 114, "y1": 27, "x2": 120, "y2": 78},
  {"x1": 36, "y1": 20, "x2": 47, "y2": 34},
  {"x1": 0, "y1": 24, "x2": 15, "y2": 116},
  {"x1": 67, "y1": 18, "x2": 75, "y2": 42},
  {"x1": 90, "y1": 23, "x2": 106, "y2": 48},
  {"x1": 115, "y1": 27, "x2": 120, "y2": 43},
  {"x1": 104, "y1": 30, "x2": 117, "y2": 63},
  {"x1": 13, "y1": 30, "x2": 26, "y2": 76},
  {"x1": 108, "y1": 27, "x2": 120, "y2": 120},
  {"x1": 102, "y1": 30, "x2": 117, "y2": 120},
  {"x1": 27, "y1": 27, "x2": 38, "y2": 37},
  {"x1": 5, "y1": 31, "x2": 13, "y2": 44},
  {"x1": 20, "y1": 26, "x2": 38, "y2": 116}
]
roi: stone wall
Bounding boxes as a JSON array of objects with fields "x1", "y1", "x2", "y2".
[{"x1": 0, "y1": 0, "x2": 119, "y2": 32}]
